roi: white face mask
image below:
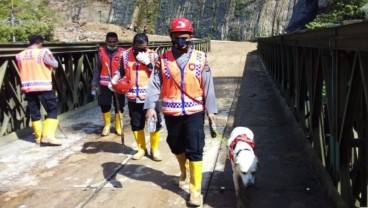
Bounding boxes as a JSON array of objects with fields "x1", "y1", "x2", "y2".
[{"x1": 107, "y1": 45, "x2": 118, "y2": 51}]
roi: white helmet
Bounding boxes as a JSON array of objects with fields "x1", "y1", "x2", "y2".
[{"x1": 227, "y1": 127, "x2": 254, "y2": 147}]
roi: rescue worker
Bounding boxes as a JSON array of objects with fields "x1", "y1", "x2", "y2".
[
  {"x1": 16, "y1": 35, "x2": 62, "y2": 146},
  {"x1": 111, "y1": 33, "x2": 162, "y2": 161},
  {"x1": 91, "y1": 32, "x2": 125, "y2": 136},
  {"x1": 144, "y1": 18, "x2": 217, "y2": 206}
]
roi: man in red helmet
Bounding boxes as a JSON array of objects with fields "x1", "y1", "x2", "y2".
[
  {"x1": 144, "y1": 17, "x2": 217, "y2": 206},
  {"x1": 91, "y1": 32, "x2": 125, "y2": 136},
  {"x1": 111, "y1": 33, "x2": 163, "y2": 161}
]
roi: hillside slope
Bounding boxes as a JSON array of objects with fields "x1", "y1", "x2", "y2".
[
  {"x1": 49, "y1": 0, "x2": 298, "y2": 41},
  {"x1": 53, "y1": 22, "x2": 170, "y2": 42},
  {"x1": 51, "y1": 1, "x2": 169, "y2": 42}
]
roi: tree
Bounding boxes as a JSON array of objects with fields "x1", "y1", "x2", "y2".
[
  {"x1": 0, "y1": 0, "x2": 57, "y2": 42},
  {"x1": 307, "y1": 0, "x2": 368, "y2": 29}
]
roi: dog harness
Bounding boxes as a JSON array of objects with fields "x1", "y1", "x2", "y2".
[{"x1": 228, "y1": 134, "x2": 255, "y2": 162}]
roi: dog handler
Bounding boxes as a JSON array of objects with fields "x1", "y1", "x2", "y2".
[
  {"x1": 144, "y1": 17, "x2": 217, "y2": 206},
  {"x1": 111, "y1": 33, "x2": 162, "y2": 161}
]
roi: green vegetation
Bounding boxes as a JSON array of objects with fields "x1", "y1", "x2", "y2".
[
  {"x1": 307, "y1": 0, "x2": 368, "y2": 29},
  {"x1": 234, "y1": 0, "x2": 255, "y2": 18},
  {"x1": 0, "y1": 0, "x2": 57, "y2": 42},
  {"x1": 228, "y1": 25, "x2": 242, "y2": 41},
  {"x1": 135, "y1": 0, "x2": 160, "y2": 34}
]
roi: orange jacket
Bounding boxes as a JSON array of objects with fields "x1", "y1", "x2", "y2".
[
  {"x1": 122, "y1": 48, "x2": 156, "y2": 101},
  {"x1": 99, "y1": 47, "x2": 124, "y2": 86},
  {"x1": 160, "y1": 50, "x2": 206, "y2": 116},
  {"x1": 17, "y1": 48, "x2": 53, "y2": 93}
]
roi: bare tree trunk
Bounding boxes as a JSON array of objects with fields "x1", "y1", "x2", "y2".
[{"x1": 107, "y1": 0, "x2": 114, "y2": 23}]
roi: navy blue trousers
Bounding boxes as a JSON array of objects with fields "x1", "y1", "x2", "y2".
[
  {"x1": 26, "y1": 91, "x2": 57, "y2": 121},
  {"x1": 164, "y1": 111, "x2": 205, "y2": 161},
  {"x1": 128, "y1": 102, "x2": 162, "y2": 131},
  {"x1": 98, "y1": 85, "x2": 125, "y2": 113}
]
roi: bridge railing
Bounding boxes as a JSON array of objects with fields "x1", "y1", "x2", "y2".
[
  {"x1": 258, "y1": 22, "x2": 368, "y2": 207},
  {"x1": 0, "y1": 39, "x2": 210, "y2": 137}
]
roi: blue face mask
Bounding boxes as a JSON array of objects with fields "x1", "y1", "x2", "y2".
[
  {"x1": 107, "y1": 45, "x2": 118, "y2": 51},
  {"x1": 172, "y1": 39, "x2": 191, "y2": 50}
]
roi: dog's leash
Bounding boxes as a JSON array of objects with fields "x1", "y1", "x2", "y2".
[{"x1": 209, "y1": 121, "x2": 227, "y2": 145}]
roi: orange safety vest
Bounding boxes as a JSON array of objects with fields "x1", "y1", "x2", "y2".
[
  {"x1": 123, "y1": 48, "x2": 156, "y2": 101},
  {"x1": 160, "y1": 50, "x2": 206, "y2": 116},
  {"x1": 99, "y1": 47, "x2": 124, "y2": 86},
  {"x1": 17, "y1": 48, "x2": 53, "y2": 93}
]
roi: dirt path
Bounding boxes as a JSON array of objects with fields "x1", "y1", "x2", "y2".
[{"x1": 209, "y1": 41, "x2": 257, "y2": 77}]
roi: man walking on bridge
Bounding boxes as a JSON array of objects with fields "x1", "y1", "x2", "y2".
[
  {"x1": 144, "y1": 17, "x2": 217, "y2": 206},
  {"x1": 16, "y1": 35, "x2": 62, "y2": 146},
  {"x1": 111, "y1": 33, "x2": 163, "y2": 161},
  {"x1": 91, "y1": 32, "x2": 126, "y2": 136}
]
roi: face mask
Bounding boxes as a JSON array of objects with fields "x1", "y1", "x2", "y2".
[
  {"x1": 172, "y1": 39, "x2": 191, "y2": 50},
  {"x1": 107, "y1": 45, "x2": 118, "y2": 51}
]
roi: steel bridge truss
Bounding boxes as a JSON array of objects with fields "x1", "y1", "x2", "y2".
[{"x1": 258, "y1": 22, "x2": 368, "y2": 207}]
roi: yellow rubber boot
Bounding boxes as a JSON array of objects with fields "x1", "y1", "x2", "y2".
[
  {"x1": 115, "y1": 113, "x2": 123, "y2": 136},
  {"x1": 132, "y1": 130, "x2": 146, "y2": 160},
  {"x1": 150, "y1": 131, "x2": 162, "y2": 161},
  {"x1": 101, "y1": 112, "x2": 111, "y2": 136},
  {"x1": 31, "y1": 120, "x2": 42, "y2": 145},
  {"x1": 189, "y1": 161, "x2": 203, "y2": 207},
  {"x1": 41, "y1": 118, "x2": 62, "y2": 146},
  {"x1": 175, "y1": 153, "x2": 189, "y2": 187}
]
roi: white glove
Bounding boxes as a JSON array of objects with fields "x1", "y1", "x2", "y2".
[
  {"x1": 108, "y1": 82, "x2": 114, "y2": 92},
  {"x1": 111, "y1": 77, "x2": 118, "y2": 85},
  {"x1": 136, "y1": 52, "x2": 150, "y2": 65}
]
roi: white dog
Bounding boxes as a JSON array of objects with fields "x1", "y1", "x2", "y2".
[{"x1": 227, "y1": 127, "x2": 258, "y2": 188}]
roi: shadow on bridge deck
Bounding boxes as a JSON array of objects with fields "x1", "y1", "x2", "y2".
[{"x1": 0, "y1": 50, "x2": 335, "y2": 208}]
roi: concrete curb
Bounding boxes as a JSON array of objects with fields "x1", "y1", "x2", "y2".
[{"x1": 257, "y1": 54, "x2": 349, "y2": 208}]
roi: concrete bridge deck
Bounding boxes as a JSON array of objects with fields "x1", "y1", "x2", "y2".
[{"x1": 0, "y1": 41, "x2": 334, "y2": 208}]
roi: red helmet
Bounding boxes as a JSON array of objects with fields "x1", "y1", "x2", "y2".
[
  {"x1": 112, "y1": 76, "x2": 133, "y2": 94},
  {"x1": 169, "y1": 17, "x2": 193, "y2": 34}
]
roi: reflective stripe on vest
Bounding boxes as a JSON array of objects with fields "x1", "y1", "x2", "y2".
[
  {"x1": 124, "y1": 49, "x2": 155, "y2": 101},
  {"x1": 160, "y1": 50, "x2": 205, "y2": 116},
  {"x1": 18, "y1": 48, "x2": 53, "y2": 93},
  {"x1": 99, "y1": 47, "x2": 124, "y2": 86}
]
